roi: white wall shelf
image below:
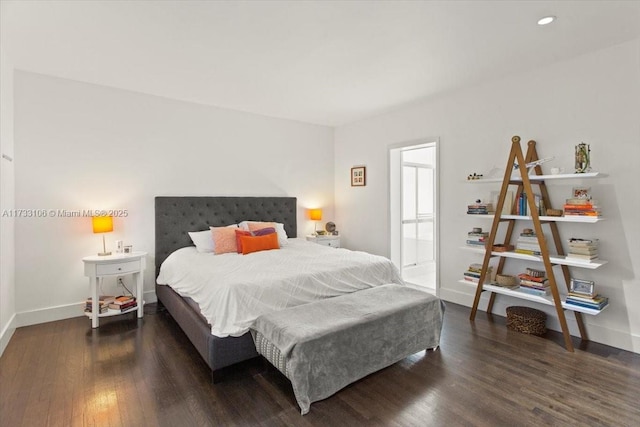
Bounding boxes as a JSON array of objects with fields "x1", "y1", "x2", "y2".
[
  {"x1": 466, "y1": 171, "x2": 607, "y2": 183},
  {"x1": 460, "y1": 246, "x2": 607, "y2": 269},
  {"x1": 458, "y1": 280, "x2": 608, "y2": 315},
  {"x1": 467, "y1": 214, "x2": 604, "y2": 223}
]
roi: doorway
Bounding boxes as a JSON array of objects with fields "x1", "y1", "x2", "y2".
[{"x1": 390, "y1": 141, "x2": 438, "y2": 294}]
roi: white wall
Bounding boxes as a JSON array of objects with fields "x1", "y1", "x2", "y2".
[
  {"x1": 14, "y1": 72, "x2": 334, "y2": 326},
  {"x1": 335, "y1": 39, "x2": 640, "y2": 352},
  {"x1": 0, "y1": 49, "x2": 16, "y2": 355},
  {"x1": 0, "y1": 48, "x2": 16, "y2": 356}
]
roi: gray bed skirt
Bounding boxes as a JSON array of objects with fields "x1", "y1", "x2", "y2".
[{"x1": 156, "y1": 283, "x2": 258, "y2": 372}]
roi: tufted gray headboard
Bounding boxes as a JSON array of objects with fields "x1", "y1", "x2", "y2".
[{"x1": 155, "y1": 196, "x2": 297, "y2": 276}]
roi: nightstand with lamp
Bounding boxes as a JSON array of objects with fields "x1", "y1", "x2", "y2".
[
  {"x1": 306, "y1": 209, "x2": 341, "y2": 248},
  {"x1": 82, "y1": 215, "x2": 147, "y2": 328}
]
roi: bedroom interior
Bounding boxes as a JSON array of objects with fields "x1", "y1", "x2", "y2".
[{"x1": 1, "y1": 1, "x2": 639, "y2": 425}]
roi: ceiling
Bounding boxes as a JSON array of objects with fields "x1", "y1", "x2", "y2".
[{"x1": 2, "y1": 1, "x2": 639, "y2": 127}]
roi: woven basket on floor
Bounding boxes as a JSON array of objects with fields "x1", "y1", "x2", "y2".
[{"x1": 506, "y1": 306, "x2": 547, "y2": 335}]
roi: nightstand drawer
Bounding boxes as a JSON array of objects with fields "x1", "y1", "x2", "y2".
[
  {"x1": 306, "y1": 235, "x2": 341, "y2": 248},
  {"x1": 320, "y1": 239, "x2": 340, "y2": 248},
  {"x1": 96, "y1": 260, "x2": 140, "y2": 276}
]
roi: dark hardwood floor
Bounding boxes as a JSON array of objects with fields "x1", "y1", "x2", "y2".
[{"x1": 1, "y1": 302, "x2": 639, "y2": 426}]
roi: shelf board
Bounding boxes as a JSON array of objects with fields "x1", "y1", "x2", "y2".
[
  {"x1": 460, "y1": 246, "x2": 607, "y2": 269},
  {"x1": 466, "y1": 172, "x2": 607, "y2": 183},
  {"x1": 562, "y1": 302, "x2": 609, "y2": 316},
  {"x1": 467, "y1": 214, "x2": 604, "y2": 223},
  {"x1": 84, "y1": 301, "x2": 144, "y2": 318},
  {"x1": 458, "y1": 280, "x2": 608, "y2": 315}
]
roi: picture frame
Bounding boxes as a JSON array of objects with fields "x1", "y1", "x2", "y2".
[
  {"x1": 570, "y1": 278, "x2": 595, "y2": 296},
  {"x1": 572, "y1": 186, "x2": 591, "y2": 200},
  {"x1": 351, "y1": 166, "x2": 366, "y2": 187},
  {"x1": 123, "y1": 245, "x2": 133, "y2": 254}
]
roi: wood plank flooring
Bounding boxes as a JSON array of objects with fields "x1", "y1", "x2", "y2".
[{"x1": 1, "y1": 302, "x2": 639, "y2": 426}]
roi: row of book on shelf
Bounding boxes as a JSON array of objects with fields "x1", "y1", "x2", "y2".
[
  {"x1": 466, "y1": 194, "x2": 546, "y2": 216},
  {"x1": 85, "y1": 295, "x2": 137, "y2": 313},
  {"x1": 466, "y1": 227, "x2": 601, "y2": 262},
  {"x1": 466, "y1": 192, "x2": 601, "y2": 218},
  {"x1": 462, "y1": 264, "x2": 608, "y2": 312}
]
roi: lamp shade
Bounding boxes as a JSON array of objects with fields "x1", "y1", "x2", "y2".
[
  {"x1": 309, "y1": 209, "x2": 322, "y2": 221},
  {"x1": 92, "y1": 216, "x2": 113, "y2": 234}
]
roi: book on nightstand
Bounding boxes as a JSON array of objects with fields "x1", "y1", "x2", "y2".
[
  {"x1": 108, "y1": 295, "x2": 137, "y2": 311},
  {"x1": 85, "y1": 295, "x2": 116, "y2": 313}
]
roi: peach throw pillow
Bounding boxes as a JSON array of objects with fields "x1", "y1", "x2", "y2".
[
  {"x1": 246, "y1": 222, "x2": 277, "y2": 233},
  {"x1": 211, "y1": 226, "x2": 239, "y2": 254}
]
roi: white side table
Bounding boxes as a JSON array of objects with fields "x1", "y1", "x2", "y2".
[
  {"x1": 306, "y1": 235, "x2": 341, "y2": 248},
  {"x1": 82, "y1": 251, "x2": 147, "y2": 328}
]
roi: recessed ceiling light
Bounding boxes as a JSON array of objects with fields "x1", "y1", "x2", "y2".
[{"x1": 537, "y1": 16, "x2": 556, "y2": 26}]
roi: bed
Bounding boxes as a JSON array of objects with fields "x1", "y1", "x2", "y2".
[
  {"x1": 155, "y1": 196, "x2": 300, "y2": 375},
  {"x1": 154, "y1": 196, "x2": 404, "y2": 377}
]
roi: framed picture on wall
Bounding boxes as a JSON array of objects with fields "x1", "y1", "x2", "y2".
[{"x1": 351, "y1": 166, "x2": 366, "y2": 187}]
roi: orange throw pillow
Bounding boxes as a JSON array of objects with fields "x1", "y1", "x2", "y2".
[
  {"x1": 234, "y1": 229, "x2": 252, "y2": 253},
  {"x1": 240, "y1": 233, "x2": 280, "y2": 255}
]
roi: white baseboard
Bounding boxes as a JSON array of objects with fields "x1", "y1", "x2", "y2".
[
  {"x1": 439, "y1": 286, "x2": 475, "y2": 307},
  {"x1": 0, "y1": 313, "x2": 17, "y2": 358},
  {"x1": 583, "y1": 322, "x2": 640, "y2": 354},
  {"x1": 440, "y1": 285, "x2": 639, "y2": 354},
  {"x1": 15, "y1": 290, "x2": 158, "y2": 328}
]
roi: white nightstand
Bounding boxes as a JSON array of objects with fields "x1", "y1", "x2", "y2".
[
  {"x1": 82, "y1": 251, "x2": 147, "y2": 328},
  {"x1": 306, "y1": 235, "x2": 341, "y2": 248}
]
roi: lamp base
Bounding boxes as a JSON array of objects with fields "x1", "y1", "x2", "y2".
[{"x1": 98, "y1": 234, "x2": 111, "y2": 256}]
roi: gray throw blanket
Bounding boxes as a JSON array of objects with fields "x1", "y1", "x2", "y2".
[{"x1": 252, "y1": 284, "x2": 445, "y2": 414}]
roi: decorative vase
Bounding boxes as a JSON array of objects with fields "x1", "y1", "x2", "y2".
[{"x1": 574, "y1": 143, "x2": 591, "y2": 173}]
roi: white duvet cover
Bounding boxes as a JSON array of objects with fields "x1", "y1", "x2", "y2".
[{"x1": 157, "y1": 238, "x2": 403, "y2": 337}]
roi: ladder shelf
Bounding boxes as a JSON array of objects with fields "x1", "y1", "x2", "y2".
[{"x1": 467, "y1": 136, "x2": 607, "y2": 352}]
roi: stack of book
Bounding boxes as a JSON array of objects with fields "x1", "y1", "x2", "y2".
[
  {"x1": 108, "y1": 295, "x2": 137, "y2": 312},
  {"x1": 517, "y1": 268, "x2": 550, "y2": 296},
  {"x1": 466, "y1": 228, "x2": 489, "y2": 248},
  {"x1": 565, "y1": 294, "x2": 608, "y2": 311},
  {"x1": 85, "y1": 295, "x2": 115, "y2": 314},
  {"x1": 515, "y1": 229, "x2": 542, "y2": 255},
  {"x1": 467, "y1": 202, "x2": 494, "y2": 215},
  {"x1": 463, "y1": 263, "x2": 493, "y2": 284},
  {"x1": 563, "y1": 198, "x2": 600, "y2": 217},
  {"x1": 565, "y1": 281, "x2": 608, "y2": 311},
  {"x1": 566, "y1": 238, "x2": 599, "y2": 261}
]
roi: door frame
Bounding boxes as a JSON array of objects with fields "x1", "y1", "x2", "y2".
[{"x1": 388, "y1": 138, "x2": 440, "y2": 295}]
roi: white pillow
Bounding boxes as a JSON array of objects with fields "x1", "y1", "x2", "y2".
[
  {"x1": 188, "y1": 230, "x2": 214, "y2": 253},
  {"x1": 188, "y1": 224, "x2": 238, "y2": 253},
  {"x1": 238, "y1": 221, "x2": 289, "y2": 246}
]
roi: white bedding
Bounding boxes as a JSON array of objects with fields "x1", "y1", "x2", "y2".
[{"x1": 157, "y1": 238, "x2": 403, "y2": 337}]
